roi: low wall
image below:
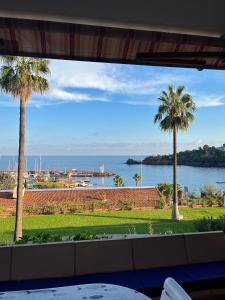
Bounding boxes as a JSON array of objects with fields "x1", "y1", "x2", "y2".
[
  {"x1": 1, "y1": 231, "x2": 225, "y2": 282},
  {"x1": 0, "y1": 187, "x2": 161, "y2": 214}
]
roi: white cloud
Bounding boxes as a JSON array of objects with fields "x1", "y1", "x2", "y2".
[
  {"x1": 50, "y1": 60, "x2": 186, "y2": 95},
  {"x1": 1, "y1": 59, "x2": 225, "y2": 108},
  {"x1": 194, "y1": 95, "x2": 225, "y2": 107},
  {"x1": 49, "y1": 60, "x2": 225, "y2": 108},
  {"x1": 46, "y1": 88, "x2": 108, "y2": 103}
]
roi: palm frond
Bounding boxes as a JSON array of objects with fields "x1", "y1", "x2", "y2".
[
  {"x1": 0, "y1": 56, "x2": 50, "y2": 103},
  {"x1": 154, "y1": 85, "x2": 196, "y2": 132}
]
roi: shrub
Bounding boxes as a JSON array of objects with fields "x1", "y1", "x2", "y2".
[
  {"x1": 23, "y1": 204, "x2": 40, "y2": 215},
  {"x1": 40, "y1": 204, "x2": 58, "y2": 215},
  {"x1": 201, "y1": 185, "x2": 220, "y2": 198},
  {"x1": 118, "y1": 200, "x2": 134, "y2": 210},
  {"x1": 204, "y1": 196, "x2": 217, "y2": 207},
  {"x1": 154, "y1": 198, "x2": 166, "y2": 209},
  {"x1": 89, "y1": 201, "x2": 97, "y2": 212},
  {"x1": 157, "y1": 182, "x2": 173, "y2": 204},
  {"x1": 72, "y1": 232, "x2": 97, "y2": 241},
  {"x1": 67, "y1": 203, "x2": 83, "y2": 213},
  {"x1": 15, "y1": 232, "x2": 62, "y2": 244},
  {"x1": 178, "y1": 197, "x2": 190, "y2": 206},
  {"x1": 187, "y1": 198, "x2": 194, "y2": 208},
  {"x1": 0, "y1": 173, "x2": 15, "y2": 190},
  {"x1": 194, "y1": 215, "x2": 225, "y2": 233},
  {"x1": 216, "y1": 195, "x2": 224, "y2": 207}
]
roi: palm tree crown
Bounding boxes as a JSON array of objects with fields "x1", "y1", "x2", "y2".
[
  {"x1": 0, "y1": 56, "x2": 50, "y2": 100},
  {"x1": 154, "y1": 85, "x2": 196, "y2": 131},
  {"x1": 133, "y1": 173, "x2": 141, "y2": 186},
  {"x1": 113, "y1": 175, "x2": 124, "y2": 187}
]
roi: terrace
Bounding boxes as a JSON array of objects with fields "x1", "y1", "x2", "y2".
[{"x1": 1, "y1": 0, "x2": 225, "y2": 299}]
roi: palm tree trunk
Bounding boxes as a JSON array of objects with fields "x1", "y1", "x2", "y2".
[
  {"x1": 14, "y1": 96, "x2": 26, "y2": 241},
  {"x1": 172, "y1": 127, "x2": 180, "y2": 221}
]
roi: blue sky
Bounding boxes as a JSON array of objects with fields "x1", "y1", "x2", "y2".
[{"x1": 1, "y1": 59, "x2": 225, "y2": 155}]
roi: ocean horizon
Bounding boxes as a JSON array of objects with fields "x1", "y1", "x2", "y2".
[{"x1": 1, "y1": 155, "x2": 225, "y2": 193}]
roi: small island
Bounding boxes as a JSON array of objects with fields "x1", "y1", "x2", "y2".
[{"x1": 126, "y1": 144, "x2": 225, "y2": 168}]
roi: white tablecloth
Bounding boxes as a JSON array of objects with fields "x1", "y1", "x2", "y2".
[{"x1": 1, "y1": 283, "x2": 151, "y2": 299}]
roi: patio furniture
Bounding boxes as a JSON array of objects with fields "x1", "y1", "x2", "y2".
[
  {"x1": 160, "y1": 277, "x2": 192, "y2": 300},
  {"x1": 0, "y1": 283, "x2": 151, "y2": 299}
]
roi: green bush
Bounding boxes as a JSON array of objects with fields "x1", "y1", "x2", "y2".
[
  {"x1": 40, "y1": 204, "x2": 58, "y2": 215},
  {"x1": 15, "y1": 232, "x2": 62, "y2": 244},
  {"x1": 201, "y1": 185, "x2": 220, "y2": 198},
  {"x1": 154, "y1": 198, "x2": 166, "y2": 209},
  {"x1": 15, "y1": 231, "x2": 98, "y2": 244},
  {"x1": 118, "y1": 200, "x2": 134, "y2": 210},
  {"x1": 0, "y1": 173, "x2": 15, "y2": 190},
  {"x1": 89, "y1": 201, "x2": 97, "y2": 212},
  {"x1": 215, "y1": 195, "x2": 224, "y2": 207},
  {"x1": 204, "y1": 196, "x2": 217, "y2": 207},
  {"x1": 72, "y1": 232, "x2": 97, "y2": 241},
  {"x1": 23, "y1": 204, "x2": 40, "y2": 215},
  {"x1": 157, "y1": 182, "x2": 173, "y2": 204},
  {"x1": 67, "y1": 203, "x2": 83, "y2": 213},
  {"x1": 194, "y1": 215, "x2": 225, "y2": 233},
  {"x1": 187, "y1": 199, "x2": 194, "y2": 208}
]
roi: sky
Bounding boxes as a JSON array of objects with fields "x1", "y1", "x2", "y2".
[{"x1": 0, "y1": 59, "x2": 225, "y2": 156}]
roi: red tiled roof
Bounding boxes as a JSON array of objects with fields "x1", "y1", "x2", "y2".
[{"x1": 0, "y1": 187, "x2": 160, "y2": 208}]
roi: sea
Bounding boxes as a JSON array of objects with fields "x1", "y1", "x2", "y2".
[{"x1": 1, "y1": 155, "x2": 225, "y2": 193}]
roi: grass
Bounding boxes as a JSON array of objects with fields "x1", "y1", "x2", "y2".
[{"x1": 1, "y1": 207, "x2": 225, "y2": 244}]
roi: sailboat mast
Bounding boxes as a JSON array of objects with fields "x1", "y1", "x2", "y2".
[{"x1": 39, "y1": 155, "x2": 42, "y2": 173}]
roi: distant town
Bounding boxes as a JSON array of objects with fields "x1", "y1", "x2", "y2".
[{"x1": 0, "y1": 160, "x2": 114, "y2": 191}]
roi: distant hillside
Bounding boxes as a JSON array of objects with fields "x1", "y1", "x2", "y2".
[{"x1": 126, "y1": 145, "x2": 225, "y2": 167}]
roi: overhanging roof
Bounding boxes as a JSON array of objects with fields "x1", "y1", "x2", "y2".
[
  {"x1": 1, "y1": 0, "x2": 225, "y2": 37},
  {"x1": 0, "y1": 1, "x2": 225, "y2": 70}
]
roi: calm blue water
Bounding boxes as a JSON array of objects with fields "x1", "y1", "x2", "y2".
[{"x1": 1, "y1": 155, "x2": 225, "y2": 193}]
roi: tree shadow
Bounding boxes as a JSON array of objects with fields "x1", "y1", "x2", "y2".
[
  {"x1": 3, "y1": 219, "x2": 197, "y2": 242},
  {"x1": 75, "y1": 212, "x2": 172, "y2": 222}
]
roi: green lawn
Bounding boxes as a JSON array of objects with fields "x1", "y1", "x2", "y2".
[{"x1": 1, "y1": 207, "x2": 225, "y2": 243}]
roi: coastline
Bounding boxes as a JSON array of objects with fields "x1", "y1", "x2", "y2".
[{"x1": 126, "y1": 160, "x2": 225, "y2": 168}]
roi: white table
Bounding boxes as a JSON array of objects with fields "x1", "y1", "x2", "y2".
[{"x1": 0, "y1": 283, "x2": 152, "y2": 299}]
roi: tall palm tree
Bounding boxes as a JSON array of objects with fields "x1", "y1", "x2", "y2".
[
  {"x1": 133, "y1": 173, "x2": 141, "y2": 186},
  {"x1": 154, "y1": 85, "x2": 196, "y2": 221},
  {"x1": 0, "y1": 56, "x2": 50, "y2": 240}
]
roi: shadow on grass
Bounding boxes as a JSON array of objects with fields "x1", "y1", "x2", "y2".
[
  {"x1": 75, "y1": 212, "x2": 172, "y2": 222},
  {"x1": 3, "y1": 219, "x2": 197, "y2": 240}
]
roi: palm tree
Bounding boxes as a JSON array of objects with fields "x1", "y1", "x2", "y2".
[
  {"x1": 133, "y1": 173, "x2": 141, "y2": 186},
  {"x1": 157, "y1": 182, "x2": 173, "y2": 203},
  {"x1": 113, "y1": 175, "x2": 124, "y2": 187},
  {"x1": 0, "y1": 56, "x2": 50, "y2": 240},
  {"x1": 154, "y1": 85, "x2": 196, "y2": 221}
]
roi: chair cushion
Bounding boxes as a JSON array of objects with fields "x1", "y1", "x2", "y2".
[{"x1": 1, "y1": 261, "x2": 225, "y2": 297}]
